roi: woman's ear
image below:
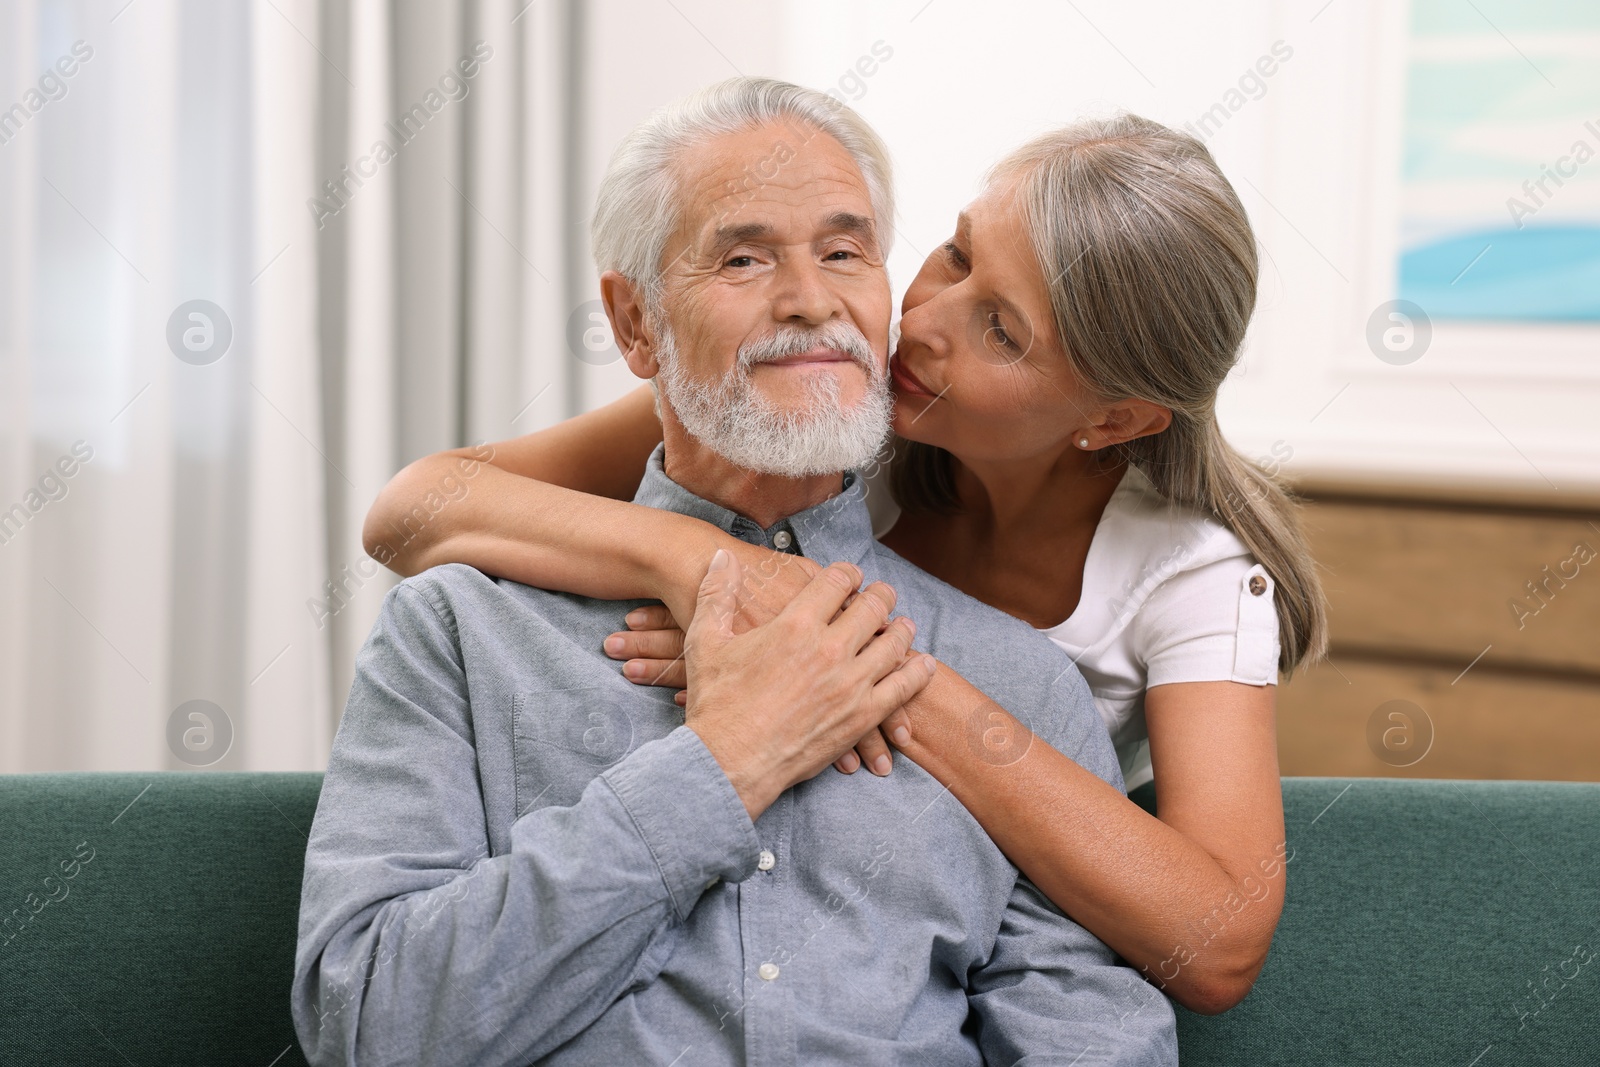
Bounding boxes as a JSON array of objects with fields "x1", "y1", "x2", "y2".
[
  {"x1": 1096, "y1": 399, "x2": 1173, "y2": 446},
  {"x1": 600, "y1": 271, "x2": 658, "y2": 380}
]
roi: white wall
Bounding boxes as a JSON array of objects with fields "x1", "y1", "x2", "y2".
[
  {"x1": 567, "y1": 0, "x2": 785, "y2": 414},
  {"x1": 579, "y1": 0, "x2": 1600, "y2": 494}
]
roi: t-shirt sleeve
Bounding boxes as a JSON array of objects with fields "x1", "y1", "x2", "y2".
[{"x1": 1133, "y1": 555, "x2": 1281, "y2": 688}]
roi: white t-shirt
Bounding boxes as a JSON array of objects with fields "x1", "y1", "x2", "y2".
[{"x1": 862, "y1": 461, "x2": 1280, "y2": 790}]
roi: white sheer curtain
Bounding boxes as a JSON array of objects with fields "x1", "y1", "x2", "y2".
[{"x1": 0, "y1": 0, "x2": 578, "y2": 773}]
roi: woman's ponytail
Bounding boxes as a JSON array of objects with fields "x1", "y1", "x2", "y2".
[{"x1": 1122, "y1": 410, "x2": 1326, "y2": 672}]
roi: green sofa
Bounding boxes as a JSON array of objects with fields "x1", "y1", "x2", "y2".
[{"x1": 2, "y1": 773, "x2": 1595, "y2": 1065}]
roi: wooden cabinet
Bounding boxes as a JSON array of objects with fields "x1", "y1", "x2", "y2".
[{"x1": 1276, "y1": 481, "x2": 1600, "y2": 781}]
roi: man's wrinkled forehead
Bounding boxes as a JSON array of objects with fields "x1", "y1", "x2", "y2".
[{"x1": 667, "y1": 121, "x2": 881, "y2": 265}]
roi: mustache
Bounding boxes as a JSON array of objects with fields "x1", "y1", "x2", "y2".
[{"x1": 737, "y1": 321, "x2": 878, "y2": 374}]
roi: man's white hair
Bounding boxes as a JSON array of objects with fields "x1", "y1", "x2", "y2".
[{"x1": 590, "y1": 76, "x2": 895, "y2": 301}]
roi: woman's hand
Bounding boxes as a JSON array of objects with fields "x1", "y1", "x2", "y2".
[{"x1": 603, "y1": 604, "x2": 689, "y2": 693}]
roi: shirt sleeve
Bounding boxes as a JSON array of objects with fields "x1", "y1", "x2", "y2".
[
  {"x1": 1133, "y1": 555, "x2": 1281, "y2": 689},
  {"x1": 291, "y1": 581, "x2": 761, "y2": 1067},
  {"x1": 968, "y1": 876, "x2": 1179, "y2": 1066}
]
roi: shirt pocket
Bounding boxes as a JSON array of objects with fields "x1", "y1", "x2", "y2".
[{"x1": 512, "y1": 684, "x2": 639, "y2": 816}]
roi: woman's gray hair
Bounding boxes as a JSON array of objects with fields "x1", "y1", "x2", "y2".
[
  {"x1": 590, "y1": 76, "x2": 894, "y2": 307},
  {"x1": 893, "y1": 114, "x2": 1329, "y2": 674}
]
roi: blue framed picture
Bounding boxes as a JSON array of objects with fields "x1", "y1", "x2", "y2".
[{"x1": 1398, "y1": 0, "x2": 1600, "y2": 321}]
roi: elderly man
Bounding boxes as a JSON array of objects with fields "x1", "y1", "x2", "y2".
[{"x1": 293, "y1": 77, "x2": 1176, "y2": 1066}]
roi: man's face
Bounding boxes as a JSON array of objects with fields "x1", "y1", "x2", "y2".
[{"x1": 646, "y1": 121, "x2": 894, "y2": 476}]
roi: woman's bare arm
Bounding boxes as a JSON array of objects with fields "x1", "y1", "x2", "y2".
[
  {"x1": 894, "y1": 671, "x2": 1285, "y2": 1015},
  {"x1": 363, "y1": 384, "x2": 732, "y2": 611}
]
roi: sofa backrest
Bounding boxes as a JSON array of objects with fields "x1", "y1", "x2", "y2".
[
  {"x1": 1137, "y1": 777, "x2": 1598, "y2": 1064},
  {"x1": 2, "y1": 772, "x2": 319, "y2": 1066},
  {"x1": 2, "y1": 773, "x2": 1595, "y2": 1065}
]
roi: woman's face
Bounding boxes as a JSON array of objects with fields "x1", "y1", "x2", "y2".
[{"x1": 889, "y1": 181, "x2": 1100, "y2": 464}]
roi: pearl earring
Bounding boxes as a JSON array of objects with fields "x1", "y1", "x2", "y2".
[{"x1": 1078, "y1": 437, "x2": 1090, "y2": 448}]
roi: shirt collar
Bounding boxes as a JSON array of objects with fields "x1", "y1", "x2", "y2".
[{"x1": 630, "y1": 442, "x2": 876, "y2": 565}]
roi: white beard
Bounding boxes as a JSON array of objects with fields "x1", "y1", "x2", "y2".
[{"x1": 653, "y1": 318, "x2": 893, "y2": 478}]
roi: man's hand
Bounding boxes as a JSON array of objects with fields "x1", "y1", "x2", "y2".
[{"x1": 682, "y1": 548, "x2": 937, "y2": 820}]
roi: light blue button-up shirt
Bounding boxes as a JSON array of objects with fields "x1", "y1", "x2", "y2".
[{"x1": 292, "y1": 443, "x2": 1177, "y2": 1066}]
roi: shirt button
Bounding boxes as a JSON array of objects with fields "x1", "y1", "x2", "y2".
[
  {"x1": 1249, "y1": 574, "x2": 1267, "y2": 596},
  {"x1": 758, "y1": 962, "x2": 780, "y2": 981},
  {"x1": 772, "y1": 530, "x2": 793, "y2": 550},
  {"x1": 757, "y1": 849, "x2": 776, "y2": 872}
]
